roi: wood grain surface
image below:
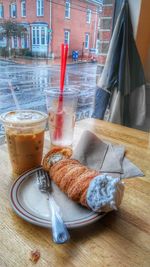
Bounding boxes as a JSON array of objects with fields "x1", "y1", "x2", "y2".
[{"x1": 0, "y1": 118, "x2": 150, "y2": 267}]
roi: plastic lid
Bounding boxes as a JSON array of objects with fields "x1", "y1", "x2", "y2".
[
  {"x1": 45, "y1": 88, "x2": 78, "y2": 97},
  {"x1": 0, "y1": 110, "x2": 48, "y2": 127}
]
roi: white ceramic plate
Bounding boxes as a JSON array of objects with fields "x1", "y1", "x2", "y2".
[{"x1": 10, "y1": 167, "x2": 105, "y2": 228}]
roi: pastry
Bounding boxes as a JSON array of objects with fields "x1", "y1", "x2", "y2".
[{"x1": 43, "y1": 147, "x2": 124, "y2": 213}]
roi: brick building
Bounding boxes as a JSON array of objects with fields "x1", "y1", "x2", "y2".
[
  {"x1": 96, "y1": 0, "x2": 115, "y2": 72},
  {"x1": 0, "y1": 0, "x2": 105, "y2": 58}
]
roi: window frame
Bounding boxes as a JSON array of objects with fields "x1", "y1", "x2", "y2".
[
  {"x1": 21, "y1": 0, "x2": 26, "y2": 17},
  {"x1": 32, "y1": 26, "x2": 47, "y2": 46},
  {"x1": 36, "y1": 0, "x2": 44, "y2": 17},
  {"x1": 12, "y1": 36, "x2": 18, "y2": 49},
  {"x1": 21, "y1": 32, "x2": 28, "y2": 48},
  {"x1": 10, "y1": 3, "x2": 17, "y2": 18},
  {"x1": 64, "y1": 30, "x2": 70, "y2": 45},
  {"x1": 32, "y1": 27, "x2": 36, "y2": 45},
  {"x1": 41, "y1": 27, "x2": 47, "y2": 45},
  {"x1": 86, "y1": 9, "x2": 91, "y2": 24},
  {"x1": 85, "y1": 33, "x2": 90, "y2": 49},
  {"x1": 65, "y1": 0, "x2": 70, "y2": 19},
  {"x1": 0, "y1": 4, "x2": 4, "y2": 18}
]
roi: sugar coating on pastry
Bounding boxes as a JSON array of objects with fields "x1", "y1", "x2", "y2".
[{"x1": 86, "y1": 174, "x2": 124, "y2": 213}]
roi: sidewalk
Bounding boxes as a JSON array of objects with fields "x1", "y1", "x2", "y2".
[{"x1": 0, "y1": 56, "x2": 96, "y2": 66}]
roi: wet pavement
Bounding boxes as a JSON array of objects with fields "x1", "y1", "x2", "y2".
[{"x1": 0, "y1": 60, "x2": 98, "y2": 136}]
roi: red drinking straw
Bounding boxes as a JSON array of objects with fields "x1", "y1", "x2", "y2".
[{"x1": 54, "y1": 43, "x2": 68, "y2": 141}]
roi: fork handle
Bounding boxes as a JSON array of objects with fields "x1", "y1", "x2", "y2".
[{"x1": 48, "y1": 196, "x2": 70, "y2": 244}]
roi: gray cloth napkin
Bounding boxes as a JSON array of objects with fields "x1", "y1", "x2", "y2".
[{"x1": 73, "y1": 130, "x2": 144, "y2": 179}]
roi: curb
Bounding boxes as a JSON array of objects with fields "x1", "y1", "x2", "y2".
[
  {"x1": 0, "y1": 57, "x2": 97, "y2": 66},
  {"x1": 0, "y1": 58, "x2": 16, "y2": 64}
]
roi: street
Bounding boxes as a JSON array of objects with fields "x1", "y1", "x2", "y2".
[{"x1": 0, "y1": 60, "x2": 98, "y2": 136}]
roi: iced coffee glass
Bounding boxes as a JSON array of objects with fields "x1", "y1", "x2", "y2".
[
  {"x1": 0, "y1": 110, "x2": 48, "y2": 176},
  {"x1": 45, "y1": 88, "x2": 78, "y2": 147}
]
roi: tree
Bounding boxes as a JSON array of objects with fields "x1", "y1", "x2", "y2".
[{"x1": 0, "y1": 20, "x2": 26, "y2": 57}]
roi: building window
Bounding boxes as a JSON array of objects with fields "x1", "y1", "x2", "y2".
[
  {"x1": 64, "y1": 30, "x2": 70, "y2": 45},
  {"x1": 37, "y1": 27, "x2": 40, "y2": 44},
  {"x1": 10, "y1": 3, "x2": 17, "y2": 18},
  {"x1": 0, "y1": 4, "x2": 4, "y2": 18},
  {"x1": 12, "y1": 36, "x2": 18, "y2": 48},
  {"x1": 96, "y1": 39, "x2": 100, "y2": 55},
  {"x1": 86, "y1": 9, "x2": 91, "y2": 24},
  {"x1": 65, "y1": 0, "x2": 70, "y2": 19},
  {"x1": 21, "y1": 1, "x2": 26, "y2": 17},
  {"x1": 37, "y1": 0, "x2": 44, "y2": 16},
  {"x1": 21, "y1": 33, "x2": 28, "y2": 48},
  {"x1": 85, "y1": 33, "x2": 89, "y2": 49},
  {"x1": 32, "y1": 27, "x2": 36, "y2": 45},
  {"x1": 41, "y1": 27, "x2": 46, "y2": 44},
  {"x1": 32, "y1": 26, "x2": 47, "y2": 45}
]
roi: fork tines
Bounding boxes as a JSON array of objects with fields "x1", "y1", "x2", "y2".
[{"x1": 37, "y1": 169, "x2": 51, "y2": 192}]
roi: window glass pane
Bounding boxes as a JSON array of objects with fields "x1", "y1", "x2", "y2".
[
  {"x1": 86, "y1": 9, "x2": 91, "y2": 23},
  {"x1": 41, "y1": 0, "x2": 44, "y2": 16},
  {"x1": 24, "y1": 36, "x2": 28, "y2": 48},
  {"x1": 21, "y1": 1, "x2": 26, "y2": 17},
  {"x1": 37, "y1": 0, "x2": 44, "y2": 16},
  {"x1": 41, "y1": 27, "x2": 45, "y2": 45},
  {"x1": 85, "y1": 34, "x2": 89, "y2": 48},
  {"x1": 32, "y1": 28, "x2": 36, "y2": 45},
  {"x1": 21, "y1": 33, "x2": 28, "y2": 48},
  {"x1": 13, "y1": 37, "x2": 18, "y2": 48},
  {"x1": 0, "y1": 0, "x2": 117, "y2": 133},
  {"x1": 0, "y1": 4, "x2": 3, "y2": 18},
  {"x1": 64, "y1": 31, "x2": 69, "y2": 44},
  {"x1": 37, "y1": 0, "x2": 40, "y2": 16},
  {"x1": 65, "y1": 1, "x2": 70, "y2": 18},
  {"x1": 37, "y1": 27, "x2": 40, "y2": 44},
  {"x1": 11, "y1": 4, "x2": 17, "y2": 17}
]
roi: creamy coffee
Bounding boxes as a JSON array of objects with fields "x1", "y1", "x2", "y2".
[{"x1": 1, "y1": 110, "x2": 48, "y2": 176}]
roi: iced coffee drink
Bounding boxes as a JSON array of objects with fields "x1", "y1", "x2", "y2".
[{"x1": 1, "y1": 110, "x2": 48, "y2": 176}]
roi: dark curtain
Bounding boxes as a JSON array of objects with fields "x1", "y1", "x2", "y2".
[{"x1": 93, "y1": 0, "x2": 146, "y2": 128}]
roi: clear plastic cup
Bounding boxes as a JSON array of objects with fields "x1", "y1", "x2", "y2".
[
  {"x1": 45, "y1": 88, "x2": 78, "y2": 147},
  {"x1": 0, "y1": 110, "x2": 48, "y2": 176}
]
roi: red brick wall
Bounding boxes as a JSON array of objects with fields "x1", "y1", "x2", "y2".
[
  {"x1": 97, "y1": 1, "x2": 115, "y2": 65},
  {"x1": 1, "y1": 0, "x2": 100, "y2": 58},
  {"x1": 1, "y1": 0, "x2": 50, "y2": 51},
  {"x1": 51, "y1": 0, "x2": 98, "y2": 58},
  {"x1": 2, "y1": 0, "x2": 50, "y2": 24}
]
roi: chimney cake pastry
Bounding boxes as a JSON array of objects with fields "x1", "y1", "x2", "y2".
[{"x1": 43, "y1": 147, "x2": 124, "y2": 213}]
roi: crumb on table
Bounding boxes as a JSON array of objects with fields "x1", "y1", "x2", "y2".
[{"x1": 30, "y1": 250, "x2": 40, "y2": 264}]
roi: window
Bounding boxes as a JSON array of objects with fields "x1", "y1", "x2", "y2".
[
  {"x1": 65, "y1": 0, "x2": 70, "y2": 19},
  {"x1": 21, "y1": 33, "x2": 28, "y2": 48},
  {"x1": 10, "y1": 3, "x2": 17, "y2": 18},
  {"x1": 37, "y1": 27, "x2": 40, "y2": 45},
  {"x1": 64, "y1": 30, "x2": 70, "y2": 45},
  {"x1": 37, "y1": 0, "x2": 44, "y2": 16},
  {"x1": 41, "y1": 27, "x2": 46, "y2": 45},
  {"x1": 32, "y1": 27, "x2": 36, "y2": 45},
  {"x1": 32, "y1": 26, "x2": 47, "y2": 45},
  {"x1": 85, "y1": 33, "x2": 89, "y2": 49},
  {"x1": 12, "y1": 36, "x2": 18, "y2": 48},
  {"x1": 96, "y1": 40, "x2": 100, "y2": 55},
  {"x1": 0, "y1": 4, "x2": 4, "y2": 18},
  {"x1": 86, "y1": 9, "x2": 91, "y2": 24},
  {"x1": 21, "y1": 1, "x2": 26, "y2": 17}
]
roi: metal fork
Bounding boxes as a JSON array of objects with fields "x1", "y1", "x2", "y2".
[{"x1": 37, "y1": 168, "x2": 70, "y2": 244}]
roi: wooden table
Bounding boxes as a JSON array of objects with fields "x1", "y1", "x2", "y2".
[{"x1": 0, "y1": 118, "x2": 150, "y2": 267}]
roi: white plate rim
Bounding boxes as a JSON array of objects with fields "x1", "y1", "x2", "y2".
[{"x1": 10, "y1": 167, "x2": 105, "y2": 229}]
